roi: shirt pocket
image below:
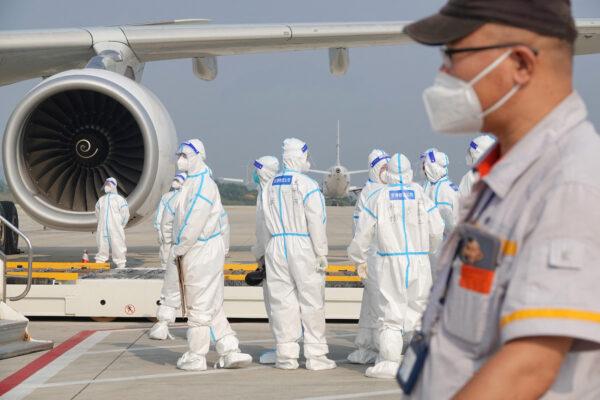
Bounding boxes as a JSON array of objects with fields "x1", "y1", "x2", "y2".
[
  {"x1": 442, "y1": 260, "x2": 502, "y2": 356},
  {"x1": 549, "y1": 239, "x2": 584, "y2": 270}
]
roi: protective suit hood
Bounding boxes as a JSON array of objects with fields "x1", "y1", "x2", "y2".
[
  {"x1": 104, "y1": 177, "x2": 118, "y2": 194},
  {"x1": 387, "y1": 153, "x2": 413, "y2": 185},
  {"x1": 178, "y1": 139, "x2": 207, "y2": 175},
  {"x1": 423, "y1": 149, "x2": 449, "y2": 183},
  {"x1": 171, "y1": 172, "x2": 187, "y2": 190},
  {"x1": 282, "y1": 138, "x2": 309, "y2": 172},
  {"x1": 466, "y1": 134, "x2": 496, "y2": 166},
  {"x1": 367, "y1": 149, "x2": 390, "y2": 184},
  {"x1": 254, "y1": 156, "x2": 279, "y2": 186}
]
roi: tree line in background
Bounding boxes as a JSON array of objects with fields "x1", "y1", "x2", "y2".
[
  {"x1": 216, "y1": 182, "x2": 356, "y2": 206},
  {"x1": 0, "y1": 179, "x2": 355, "y2": 206}
]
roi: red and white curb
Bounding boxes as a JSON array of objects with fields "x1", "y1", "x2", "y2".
[{"x1": 0, "y1": 330, "x2": 110, "y2": 400}]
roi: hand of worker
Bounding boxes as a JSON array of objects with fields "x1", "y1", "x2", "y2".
[
  {"x1": 356, "y1": 263, "x2": 368, "y2": 279},
  {"x1": 316, "y1": 256, "x2": 328, "y2": 273}
]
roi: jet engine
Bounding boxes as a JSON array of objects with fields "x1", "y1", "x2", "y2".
[{"x1": 2, "y1": 69, "x2": 177, "y2": 231}]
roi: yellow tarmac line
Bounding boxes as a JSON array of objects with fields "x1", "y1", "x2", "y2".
[
  {"x1": 224, "y1": 274, "x2": 361, "y2": 282},
  {"x1": 224, "y1": 264, "x2": 356, "y2": 273},
  {"x1": 6, "y1": 271, "x2": 79, "y2": 281},
  {"x1": 6, "y1": 262, "x2": 110, "y2": 271}
]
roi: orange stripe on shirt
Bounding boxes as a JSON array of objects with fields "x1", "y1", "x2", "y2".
[{"x1": 501, "y1": 308, "x2": 600, "y2": 327}]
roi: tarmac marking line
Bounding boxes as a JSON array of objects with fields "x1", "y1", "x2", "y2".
[
  {"x1": 35, "y1": 365, "x2": 269, "y2": 389},
  {"x1": 296, "y1": 389, "x2": 402, "y2": 400},
  {"x1": 0, "y1": 330, "x2": 110, "y2": 400},
  {"x1": 84, "y1": 333, "x2": 356, "y2": 355}
]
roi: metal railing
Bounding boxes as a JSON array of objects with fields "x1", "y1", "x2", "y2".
[{"x1": 1, "y1": 214, "x2": 33, "y2": 303}]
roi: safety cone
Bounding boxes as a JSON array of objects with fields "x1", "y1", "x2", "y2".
[{"x1": 82, "y1": 249, "x2": 89, "y2": 263}]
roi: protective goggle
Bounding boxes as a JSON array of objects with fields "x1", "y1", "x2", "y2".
[
  {"x1": 370, "y1": 154, "x2": 390, "y2": 168},
  {"x1": 470, "y1": 141, "x2": 478, "y2": 150},
  {"x1": 104, "y1": 178, "x2": 117, "y2": 187},
  {"x1": 177, "y1": 141, "x2": 200, "y2": 155}
]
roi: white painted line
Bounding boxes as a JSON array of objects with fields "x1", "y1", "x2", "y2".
[
  {"x1": 296, "y1": 389, "x2": 402, "y2": 400},
  {"x1": 84, "y1": 333, "x2": 355, "y2": 356},
  {"x1": 36, "y1": 365, "x2": 268, "y2": 389},
  {"x1": 3, "y1": 330, "x2": 111, "y2": 400}
]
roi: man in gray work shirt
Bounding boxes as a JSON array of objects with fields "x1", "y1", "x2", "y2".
[{"x1": 401, "y1": 0, "x2": 600, "y2": 398}]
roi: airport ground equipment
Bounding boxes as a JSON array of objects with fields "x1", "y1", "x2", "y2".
[
  {"x1": 0, "y1": 213, "x2": 53, "y2": 359},
  {"x1": 3, "y1": 263, "x2": 363, "y2": 320}
]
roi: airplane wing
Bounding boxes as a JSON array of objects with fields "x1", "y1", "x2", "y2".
[
  {"x1": 347, "y1": 169, "x2": 369, "y2": 175},
  {"x1": 0, "y1": 21, "x2": 410, "y2": 86},
  {"x1": 218, "y1": 178, "x2": 244, "y2": 184},
  {"x1": 308, "y1": 169, "x2": 331, "y2": 175},
  {"x1": 1, "y1": 19, "x2": 599, "y2": 86}
]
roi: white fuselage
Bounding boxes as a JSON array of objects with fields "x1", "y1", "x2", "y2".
[{"x1": 323, "y1": 165, "x2": 350, "y2": 198}]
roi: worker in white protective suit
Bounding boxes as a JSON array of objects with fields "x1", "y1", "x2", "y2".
[
  {"x1": 154, "y1": 173, "x2": 187, "y2": 270},
  {"x1": 149, "y1": 173, "x2": 186, "y2": 340},
  {"x1": 418, "y1": 147, "x2": 439, "y2": 192},
  {"x1": 245, "y1": 156, "x2": 280, "y2": 365},
  {"x1": 348, "y1": 153, "x2": 444, "y2": 379},
  {"x1": 262, "y1": 138, "x2": 336, "y2": 371},
  {"x1": 422, "y1": 149, "x2": 459, "y2": 237},
  {"x1": 95, "y1": 177, "x2": 129, "y2": 268},
  {"x1": 347, "y1": 149, "x2": 390, "y2": 365},
  {"x1": 458, "y1": 134, "x2": 496, "y2": 200},
  {"x1": 172, "y1": 139, "x2": 252, "y2": 371}
]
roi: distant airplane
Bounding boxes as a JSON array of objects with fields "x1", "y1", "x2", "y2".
[
  {"x1": 218, "y1": 121, "x2": 367, "y2": 199},
  {"x1": 308, "y1": 121, "x2": 367, "y2": 198}
]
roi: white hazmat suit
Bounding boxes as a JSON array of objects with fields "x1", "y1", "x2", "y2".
[
  {"x1": 422, "y1": 149, "x2": 459, "y2": 237},
  {"x1": 95, "y1": 177, "x2": 129, "y2": 268},
  {"x1": 248, "y1": 156, "x2": 280, "y2": 365},
  {"x1": 348, "y1": 153, "x2": 444, "y2": 379},
  {"x1": 172, "y1": 139, "x2": 252, "y2": 371},
  {"x1": 262, "y1": 138, "x2": 336, "y2": 371},
  {"x1": 149, "y1": 173, "x2": 186, "y2": 340},
  {"x1": 347, "y1": 149, "x2": 390, "y2": 365},
  {"x1": 154, "y1": 173, "x2": 187, "y2": 269},
  {"x1": 458, "y1": 134, "x2": 496, "y2": 200}
]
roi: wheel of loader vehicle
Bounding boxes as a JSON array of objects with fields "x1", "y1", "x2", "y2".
[
  {"x1": 91, "y1": 317, "x2": 117, "y2": 322},
  {"x1": 0, "y1": 201, "x2": 19, "y2": 255}
]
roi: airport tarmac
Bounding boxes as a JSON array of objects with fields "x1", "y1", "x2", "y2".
[
  {"x1": 0, "y1": 205, "x2": 402, "y2": 399},
  {"x1": 15, "y1": 205, "x2": 355, "y2": 266},
  {"x1": 0, "y1": 321, "x2": 402, "y2": 400}
]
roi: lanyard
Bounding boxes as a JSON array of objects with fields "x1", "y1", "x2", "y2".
[{"x1": 421, "y1": 187, "x2": 496, "y2": 337}]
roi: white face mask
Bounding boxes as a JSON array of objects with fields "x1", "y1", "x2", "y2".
[
  {"x1": 104, "y1": 185, "x2": 112, "y2": 193},
  {"x1": 176, "y1": 155, "x2": 189, "y2": 172},
  {"x1": 301, "y1": 159, "x2": 311, "y2": 173},
  {"x1": 423, "y1": 50, "x2": 520, "y2": 135}
]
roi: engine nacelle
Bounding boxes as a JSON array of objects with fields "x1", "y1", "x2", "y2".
[{"x1": 3, "y1": 69, "x2": 177, "y2": 231}]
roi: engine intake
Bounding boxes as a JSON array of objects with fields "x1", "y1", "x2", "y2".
[{"x1": 3, "y1": 69, "x2": 176, "y2": 230}]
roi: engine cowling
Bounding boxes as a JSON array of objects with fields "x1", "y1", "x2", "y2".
[{"x1": 2, "y1": 69, "x2": 177, "y2": 231}]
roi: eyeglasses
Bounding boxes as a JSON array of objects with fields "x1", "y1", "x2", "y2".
[{"x1": 441, "y1": 43, "x2": 539, "y2": 69}]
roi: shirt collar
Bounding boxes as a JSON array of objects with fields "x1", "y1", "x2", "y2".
[{"x1": 478, "y1": 91, "x2": 588, "y2": 198}]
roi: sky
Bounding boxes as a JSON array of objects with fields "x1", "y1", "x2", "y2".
[{"x1": 1, "y1": 0, "x2": 599, "y2": 185}]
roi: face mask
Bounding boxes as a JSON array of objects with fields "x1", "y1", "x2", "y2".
[
  {"x1": 176, "y1": 155, "x2": 189, "y2": 172},
  {"x1": 252, "y1": 171, "x2": 260, "y2": 186},
  {"x1": 104, "y1": 185, "x2": 112, "y2": 193},
  {"x1": 466, "y1": 153, "x2": 475, "y2": 167},
  {"x1": 378, "y1": 164, "x2": 388, "y2": 184},
  {"x1": 301, "y1": 159, "x2": 311, "y2": 173},
  {"x1": 423, "y1": 50, "x2": 519, "y2": 135}
]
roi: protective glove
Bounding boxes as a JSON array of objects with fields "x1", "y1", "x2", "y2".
[
  {"x1": 316, "y1": 256, "x2": 328, "y2": 273},
  {"x1": 356, "y1": 263, "x2": 368, "y2": 279}
]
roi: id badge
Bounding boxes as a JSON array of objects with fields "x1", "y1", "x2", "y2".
[{"x1": 397, "y1": 331, "x2": 429, "y2": 395}]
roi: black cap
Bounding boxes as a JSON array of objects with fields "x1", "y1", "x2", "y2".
[{"x1": 404, "y1": 0, "x2": 578, "y2": 46}]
